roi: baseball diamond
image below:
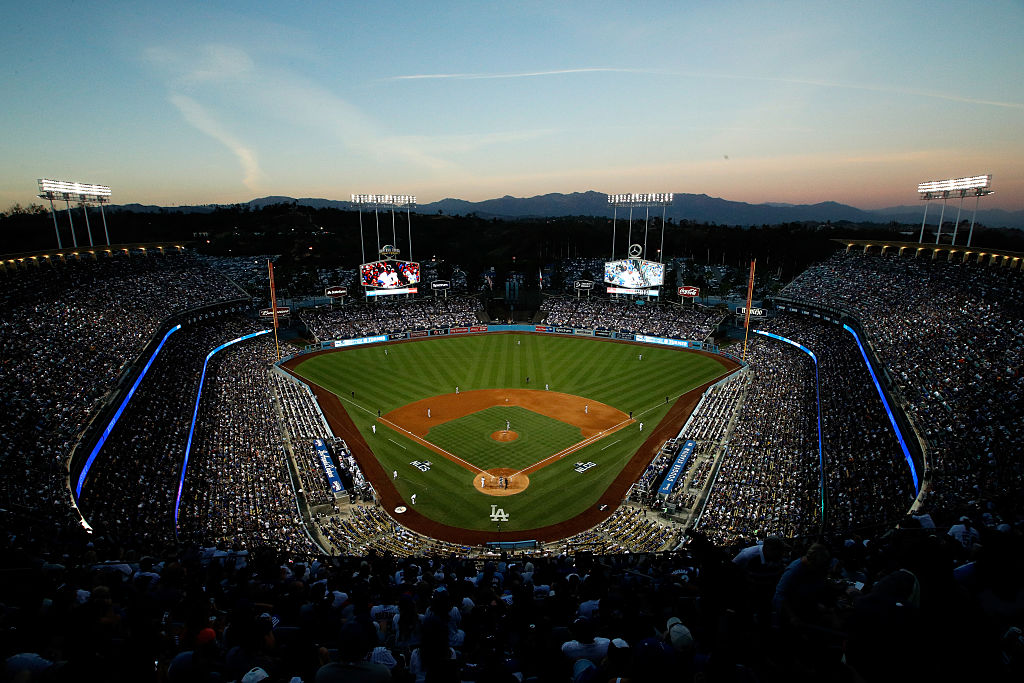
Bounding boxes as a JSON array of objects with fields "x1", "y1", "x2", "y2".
[{"x1": 284, "y1": 332, "x2": 737, "y2": 542}]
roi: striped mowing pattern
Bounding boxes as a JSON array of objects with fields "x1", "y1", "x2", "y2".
[{"x1": 292, "y1": 334, "x2": 728, "y2": 532}]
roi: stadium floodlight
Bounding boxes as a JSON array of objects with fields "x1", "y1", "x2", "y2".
[
  {"x1": 38, "y1": 178, "x2": 113, "y2": 249},
  {"x1": 351, "y1": 193, "x2": 418, "y2": 267},
  {"x1": 916, "y1": 174, "x2": 993, "y2": 248},
  {"x1": 917, "y1": 175, "x2": 992, "y2": 197},
  {"x1": 350, "y1": 193, "x2": 416, "y2": 207},
  {"x1": 607, "y1": 193, "x2": 674, "y2": 262},
  {"x1": 607, "y1": 193, "x2": 673, "y2": 206},
  {"x1": 38, "y1": 179, "x2": 111, "y2": 201}
]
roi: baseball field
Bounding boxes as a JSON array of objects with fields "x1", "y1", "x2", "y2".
[{"x1": 286, "y1": 333, "x2": 736, "y2": 543}]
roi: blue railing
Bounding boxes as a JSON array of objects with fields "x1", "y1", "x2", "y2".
[
  {"x1": 752, "y1": 330, "x2": 826, "y2": 523},
  {"x1": 76, "y1": 325, "x2": 181, "y2": 498},
  {"x1": 175, "y1": 329, "x2": 271, "y2": 527}
]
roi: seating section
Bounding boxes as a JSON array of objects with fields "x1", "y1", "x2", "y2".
[
  {"x1": 541, "y1": 296, "x2": 724, "y2": 340},
  {"x1": 0, "y1": 254, "x2": 242, "y2": 523},
  {"x1": 302, "y1": 296, "x2": 483, "y2": 341},
  {"x1": 782, "y1": 251, "x2": 1024, "y2": 516}
]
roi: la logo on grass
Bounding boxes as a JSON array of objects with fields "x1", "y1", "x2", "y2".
[{"x1": 489, "y1": 505, "x2": 510, "y2": 522}]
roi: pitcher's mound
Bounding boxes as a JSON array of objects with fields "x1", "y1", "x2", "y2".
[
  {"x1": 490, "y1": 430, "x2": 519, "y2": 442},
  {"x1": 474, "y1": 468, "x2": 529, "y2": 496}
]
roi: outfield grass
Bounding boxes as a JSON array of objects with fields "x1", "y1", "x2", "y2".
[{"x1": 293, "y1": 333, "x2": 728, "y2": 533}]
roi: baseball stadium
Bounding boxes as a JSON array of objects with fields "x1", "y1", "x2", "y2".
[{"x1": 2, "y1": 201, "x2": 1023, "y2": 681}]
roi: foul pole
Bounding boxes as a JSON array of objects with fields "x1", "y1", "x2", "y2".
[
  {"x1": 268, "y1": 260, "x2": 281, "y2": 361},
  {"x1": 741, "y1": 259, "x2": 756, "y2": 361}
]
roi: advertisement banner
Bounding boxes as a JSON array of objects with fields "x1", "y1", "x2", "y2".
[
  {"x1": 607, "y1": 287, "x2": 660, "y2": 296},
  {"x1": 259, "y1": 307, "x2": 290, "y2": 318},
  {"x1": 314, "y1": 439, "x2": 345, "y2": 496},
  {"x1": 593, "y1": 329, "x2": 612, "y2": 338},
  {"x1": 535, "y1": 325, "x2": 553, "y2": 333},
  {"x1": 635, "y1": 334, "x2": 694, "y2": 349},
  {"x1": 325, "y1": 286, "x2": 348, "y2": 297},
  {"x1": 470, "y1": 325, "x2": 488, "y2": 333},
  {"x1": 574, "y1": 328, "x2": 593, "y2": 336},
  {"x1": 574, "y1": 280, "x2": 594, "y2": 290},
  {"x1": 617, "y1": 332, "x2": 635, "y2": 341},
  {"x1": 333, "y1": 335, "x2": 387, "y2": 348},
  {"x1": 736, "y1": 306, "x2": 767, "y2": 317},
  {"x1": 555, "y1": 326, "x2": 574, "y2": 334},
  {"x1": 430, "y1": 329, "x2": 448, "y2": 336},
  {"x1": 449, "y1": 326, "x2": 469, "y2": 334},
  {"x1": 431, "y1": 280, "x2": 451, "y2": 290},
  {"x1": 410, "y1": 330, "x2": 428, "y2": 338},
  {"x1": 658, "y1": 440, "x2": 697, "y2": 495},
  {"x1": 388, "y1": 332, "x2": 408, "y2": 341},
  {"x1": 678, "y1": 285, "x2": 700, "y2": 298},
  {"x1": 366, "y1": 287, "x2": 418, "y2": 297}
]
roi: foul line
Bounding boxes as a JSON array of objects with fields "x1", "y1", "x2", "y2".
[
  {"x1": 378, "y1": 417, "x2": 485, "y2": 475},
  {"x1": 513, "y1": 392, "x2": 700, "y2": 477},
  {"x1": 387, "y1": 438, "x2": 407, "y2": 450},
  {"x1": 516, "y1": 418, "x2": 634, "y2": 476}
]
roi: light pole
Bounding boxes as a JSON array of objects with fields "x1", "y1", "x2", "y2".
[
  {"x1": 917, "y1": 175, "x2": 993, "y2": 246},
  {"x1": 38, "y1": 179, "x2": 112, "y2": 249}
]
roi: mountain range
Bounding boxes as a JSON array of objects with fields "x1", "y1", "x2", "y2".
[{"x1": 115, "y1": 190, "x2": 1024, "y2": 230}]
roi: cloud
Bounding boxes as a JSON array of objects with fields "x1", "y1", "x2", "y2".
[
  {"x1": 388, "y1": 67, "x2": 660, "y2": 81},
  {"x1": 145, "y1": 43, "x2": 255, "y2": 87},
  {"x1": 388, "y1": 66, "x2": 1024, "y2": 110},
  {"x1": 150, "y1": 43, "x2": 458, "y2": 174},
  {"x1": 719, "y1": 73, "x2": 1024, "y2": 111},
  {"x1": 169, "y1": 94, "x2": 263, "y2": 191}
]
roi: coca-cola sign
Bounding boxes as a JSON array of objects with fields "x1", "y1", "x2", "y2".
[{"x1": 678, "y1": 286, "x2": 700, "y2": 298}]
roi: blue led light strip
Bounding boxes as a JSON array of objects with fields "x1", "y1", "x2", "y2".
[
  {"x1": 842, "y1": 324, "x2": 919, "y2": 492},
  {"x1": 752, "y1": 330, "x2": 826, "y2": 522},
  {"x1": 76, "y1": 325, "x2": 182, "y2": 499},
  {"x1": 175, "y1": 330, "x2": 271, "y2": 528}
]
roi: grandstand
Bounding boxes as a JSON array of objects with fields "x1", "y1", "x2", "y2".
[{"x1": 0, "y1": 245, "x2": 1021, "y2": 681}]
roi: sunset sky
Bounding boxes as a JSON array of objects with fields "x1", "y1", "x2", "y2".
[{"x1": 2, "y1": 1, "x2": 1022, "y2": 212}]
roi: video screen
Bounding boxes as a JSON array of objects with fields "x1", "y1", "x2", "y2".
[
  {"x1": 360, "y1": 260, "x2": 421, "y2": 289},
  {"x1": 604, "y1": 258, "x2": 664, "y2": 288}
]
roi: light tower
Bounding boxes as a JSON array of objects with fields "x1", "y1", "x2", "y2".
[
  {"x1": 917, "y1": 175, "x2": 993, "y2": 247},
  {"x1": 607, "y1": 193, "x2": 673, "y2": 262},
  {"x1": 351, "y1": 194, "x2": 417, "y2": 264},
  {"x1": 37, "y1": 179, "x2": 112, "y2": 250}
]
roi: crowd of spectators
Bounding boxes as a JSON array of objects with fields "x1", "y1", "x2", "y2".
[
  {"x1": 556, "y1": 505, "x2": 678, "y2": 555},
  {"x1": 0, "y1": 253, "x2": 244, "y2": 526},
  {"x1": 696, "y1": 336, "x2": 822, "y2": 544},
  {"x1": 76, "y1": 319, "x2": 248, "y2": 549},
  {"x1": 316, "y1": 506, "x2": 471, "y2": 558},
  {"x1": 781, "y1": 251, "x2": 1024, "y2": 522},
  {"x1": 540, "y1": 297, "x2": 724, "y2": 341},
  {"x1": 176, "y1": 336, "x2": 313, "y2": 557},
  {"x1": 4, "y1": 248, "x2": 1024, "y2": 680},
  {"x1": 757, "y1": 314, "x2": 916, "y2": 534},
  {"x1": 271, "y1": 375, "x2": 342, "y2": 509},
  {"x1": 551, "y1": 257, "x2": 606, "y2": 293},
  {"x1": 5, "y1": 512, "x2": 1021, "y2": 682},
  {"x1": 302, "y1": 297, "x2": 484, "y2": 342},
  {"x1": 194, "y1": 255, "x2": 278, "y2": 297}
]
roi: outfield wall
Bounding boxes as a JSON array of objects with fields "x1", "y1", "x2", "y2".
[{"x1": 281, "y1": 323, "x2": 737, "y2": 366}]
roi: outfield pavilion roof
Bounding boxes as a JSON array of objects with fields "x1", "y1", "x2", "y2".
[{"x1": 834, "y1": 239, "x2": 1023, "y2": 270}]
